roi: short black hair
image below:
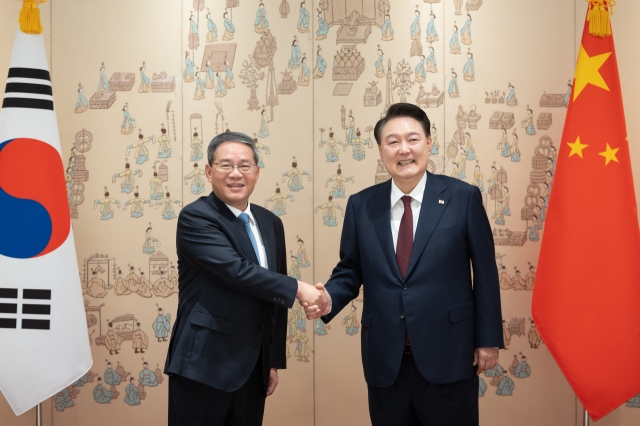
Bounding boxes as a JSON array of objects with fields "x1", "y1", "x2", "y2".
[
  {"x1": 207, "y1": 131, "x2": 260, "y2": 166},
  {"x1": 374, "y1": 103, "x2": 431, "y2": 145}
]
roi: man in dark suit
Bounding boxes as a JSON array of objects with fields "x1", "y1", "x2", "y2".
[
  {"x1": 306, "y1": 103, "x2": 503, "y2": 425},
  {"x1": 165, "y1": 131, "x2": 325, "y2": 426}
]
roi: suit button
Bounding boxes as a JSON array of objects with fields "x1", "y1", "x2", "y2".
[
  {"x1": 400, "y1": 313, "x2": 405, "y2": 320},
  {"x1": 258, "y1": 324, "x2": 263, "y2": 330},
  {"x1": 402, "y1": 285, "x2": 408, "y2": 291},
  {"x1": 280, "y1": 300, "x2": 285, "y2": 305},
  {"x1": 273, "y1": 297, "x2": 277, "y2": 301}
]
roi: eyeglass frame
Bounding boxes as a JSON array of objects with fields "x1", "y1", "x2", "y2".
[{"x1": 211, "y1": 162, "x2": 258, "y2": 174}]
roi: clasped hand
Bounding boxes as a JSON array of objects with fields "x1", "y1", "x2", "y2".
[{"x1": 296, "y1": 282, "x2": 331, "y2": 319}]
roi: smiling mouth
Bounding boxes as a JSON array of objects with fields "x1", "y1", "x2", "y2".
[
  {"x1": 398, "y1": 160, "x2": 415, "y2": 166},
  {"x1": 227, "y1": 183, "x2": 245, "y2": 188}
]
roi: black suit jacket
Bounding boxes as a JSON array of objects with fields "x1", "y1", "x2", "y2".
[
  {"x1": 323, "y1": 173, "x2": 504, "y2": 387},
  {"x1": 164, "y1": 192, "x2": 298, "y2": 392}
]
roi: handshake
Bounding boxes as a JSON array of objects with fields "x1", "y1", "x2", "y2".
[{"x1": 296, "y1": 281, "x2": 331, "y2": 320}]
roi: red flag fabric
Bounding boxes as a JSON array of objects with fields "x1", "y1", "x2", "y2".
[{"x1": 532, "y1": 10, "x2": 640, "y2": 422}]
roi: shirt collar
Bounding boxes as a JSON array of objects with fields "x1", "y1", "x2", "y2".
[
  {"x1": 390, "y1": 172, "x2": 427, "y2": 207},
  {"x1": 225, "y1": 201, "x2": 255, "y2": 224}
]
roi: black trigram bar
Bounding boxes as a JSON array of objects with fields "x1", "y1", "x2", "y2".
[
  {"x1": 0, "y1": 303, "x2": 17, "y2": 314},
  {"x1": 22, "y1": 319, "x2": 50, "y2": 330},
  {"x1": 2, "y1": 97, "x2": 54, "y2": 111},
  {"x1": 5, "y1": 82, "x2": 53, "y2": 96},
  {"x1": 23, "y1": 289, "x2": 51, "y2": 300},
  {"x1": 7, "y1": 68, "x2": 51, "y2": 81},
  {"x1": 0, "y1": 318, "x2": 17, "y2": 329},
  {"x1": 22, "y1": 304, "x2": 50, "y2": 315},
  {"x1": 0, "y1": 288, "x2": 18, "y2": 298}
]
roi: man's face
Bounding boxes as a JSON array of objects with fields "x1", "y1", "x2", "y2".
[
  {"x1": 206, "y1": 141, "x2": 259, "y2": 211},
  {"x1": 378, "y1": 117, "x2": 432, "y2": 187}
]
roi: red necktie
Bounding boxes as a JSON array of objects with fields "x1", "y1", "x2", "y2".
[{"x1": 396, "y1": 196, "x2": 413, "y2": 278}]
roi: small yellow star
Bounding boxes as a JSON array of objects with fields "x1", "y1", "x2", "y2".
[
  {"x1": 567, "y1": 136, "x2": 588, "y2": 158},
  {"x1": 598, "y1": 143, "x2": 619, "y2": 166},
  {"x1": 573, "y1": 45, "x2": 611, "y2": 101}
]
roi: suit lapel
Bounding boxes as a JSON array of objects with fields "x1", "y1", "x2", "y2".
[
  {"x1": 370, "y1": 180, "x2": 403, "y2": 282},
  {"x1": 208, "y1": 193, "x2": 259, "y2": 264},
  {"x1": 405, "y1": 173, "x2": 449, "y2": 279},
  {"x1": 252, "y1": 206, "x2": 277, "y2": 272}
]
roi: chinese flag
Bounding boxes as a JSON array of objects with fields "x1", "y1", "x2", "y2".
[{"x1": 532, "y1": 8, "x2": 640, "y2": 422}]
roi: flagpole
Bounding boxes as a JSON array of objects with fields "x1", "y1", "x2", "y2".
[
  {"x1": 583, "y1": 408, "x2": 589, "y2": 426},
  {"x1": 35, "y1": 402, "x2": 41, "y2": 426}
]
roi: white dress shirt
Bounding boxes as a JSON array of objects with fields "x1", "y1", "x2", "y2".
[
  {"x1": 390, "y1": 172, "x2": 427, "y2": 251},
  {"x1": 226, "y1": 201, "x2": 269, "y2": 269}
]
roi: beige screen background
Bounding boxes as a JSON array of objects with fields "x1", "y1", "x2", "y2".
[{"x1": 1, "y1": 1, "x2": 640, "y2": 425}]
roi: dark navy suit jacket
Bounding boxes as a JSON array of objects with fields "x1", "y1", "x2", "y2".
[
  {"x1": 323, "y1": 173, "x2": 504, "y2": 387},
  {"x1": 164, "y1": 192, "x2": 298, "y2": 392}
]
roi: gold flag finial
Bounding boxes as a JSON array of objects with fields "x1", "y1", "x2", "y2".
[
  {"x1": 19, "y1": 0, "x2": 47, "y2": 34},
  {"x1": 586, "y1": 0, "x2": 615, "y2": 37}
]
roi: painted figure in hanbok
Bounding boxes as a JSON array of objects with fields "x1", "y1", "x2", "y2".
[
  {"x1": 463, "y1": 50, "x2": 475, "y2": 82},
  {"x1": 292, "y1": 299, "x2": 306, "y2": 331},
  {"x1": 124, "y1": 378, "x2": 140, "y2": 406},
  {"x1": 214, "y1": 71, "x2": 227, "y2": 97},
  {"x1": 325, "y1": 165, "x2": 354, "y2": 198},
  {"x1": 120, "y1": 104, "x2": 136, "y2": 135},
  {"x1": 528, "y1": 216, "x2": 540, "y2": 242},
  {"x1": 298, "y1": 55, "x2": 310, "y2": 86},
  {"x1": 190, "y1": 130, "x2": 203, "y2": 161},
  {"x1": 93, "y1": 379, "x2": 114, "y2": 404},
  {"x1": 87, "y1": 269, "x2": 108, "y2": 298},
  {"x1": 460, "y1": 14, "x2": 472, "y2": 45},
  {"x1": 251, "y1": 135, "x2": 269, "y2": 168},
  {"x1": 315, "y1": 194, "x2": 343, "y2": 227},
  {"x1": 104, "y1": 323, "x2": 123, "y2": 355},
  {"x1": 74, "y1": 83, "x2": 88, "y2": 114},
  {"x1": 296, "y1": 236, "x2": 311, "y2": 267},
  {"x1": 314, "y1": 319, "x2": 328, "y2": 335},
  {"x1": 94, "y1": 188, "x2": 120, "y2": 220},
  {"x1": 514, "y1": 356, "x2": 531, "y2": 378},
  {"x1": 501, "y1": 187, "x2": 511, "y2": 216},
  {"x1": 97, "y1": 63, "x2": 109, "y2": 91},
  {"x1": 381, "y1": 14, "x2": 394, "y2": 41},
  {"x1": 448, "y1": 70, "x2": 459, "y2": 98},
  {"x1": 431, "y1": 124, "x2": 440, "y2": 154},
  {"x1": 450, "y1": 162, "x2": 460, "y2": 179},
  {"x1": 282, "y1": 158, "x2": 311, "y2": 192},
  {"x1": 138, "y1": 63, "x2": 150, "y2": 93},
  {"x1": 522, "y1": 107, "x2": 536, "y2": 135},
  {"x1": 564, "y1": 81, "x2": 572, "y2": 108},
  {"x1": 153, "y1": 307, "x2": 171, "y2": 342},
  {"x1": 193, "y1": 70, "x2": 206, "y2": 100},
  {"x1": 289, "y1": 37, "x2": 301, "y2": 69},
  {"x1": 478, "y1": 378, "x2": 487, "y2": 397},
  {"x1": 223, "y1": 12, "x2": 235, "y2": 40},
  {"x1": 426, "y1": 13, "x2": 438, "y2": 43},
  {"x1": 150, "y1": 171, "x2": 164, "y2": 200},
  {"x1": 157, "y1": 125, "x2": 171, "y2": 158},
  {"x1": 425, "y1": 46, "x2": 437, "y2": 73},
  {"x1": 506, "y1": 83, "x2": 518, "y2": 106},
  {"x1": 502, "y1": 320, "x2": 511, "y2": 347},
  {"x1": 205, "y1": 60, "x2": 217, "y2": 89},
  {"x1": 156, "y1": 189, "x2": 181, "y2": 220},
  {"x1": 189, "y1": 13, "x2": 198, "y2": 38},
  {"x1": 512, "y1": 268, "x2": 526, "y2": 291},
  {"x1": 410, "y1": 10, "x2": 421, "y2": 40},
  {"x1": 223, "y1": 59, "x2": 235, "y2": 88},
  {"x1": 104, "y1": 362, "x2": 122, "y2": 386},
  {"x1": 375, "y1": 48, "x2": 385, "y2": 78},
  {"x1": 183, "y1": 51, "x2": 195, "y2": 82},
  {"x1": 464, "y1": 132, "x2": 476, "y2": 160},
  {"x1": 153, "y1": 270, "x2": 176, "y2": 297},
  {"x1": 449, "y1": 24, "x2": 461, "y2": 54},
  {"x1": 528, "y1": 321, "x2": 542, "y2": 348},
  {"x1": 287, "y1": 309, "x2": 297, "y2": 342},
  {"x1": 472, "y1": 165, "x2": 484, "y2": 192},
  {"x1": 487, "y1": 165, "x2": 498, "y2": 193},
  {"x1": 125, "y1": 266, "x2": 140, "y2": 293},
  {"x1": 298, "y1": 1, "x2": 310, "y2": 33},
  {"x1": 132, "y1": 322, "x2": 148, "y2": 353},
  {"x1": 288, "y1": 252, "x2": 301, "y2": 280},
  {"x1": 169, "y1": 265, "x2": 179, "y2": 288},
  {"x1": 525, "y1": 264, "x2": 535, "y2": 291},
  {"x1": 343, "y1": 114, "x2": 356, "y2": 144},
  {"x1": 137, "y1": 271, "x2": 153, "y2": 298},
  {"x1": 342, "y1": 304, "x2": 359, "y2": 335},
  {"x1": 498, "y1": 129, "x2": 510, "y2": 157},
  {"x1": 414, "y1": 55, "x2": 426, "y2": 83},
  {"x1": 350, "y1": 130, "x2": 373, "y2": 161},
  {"x1": 254, "y1": 3, "x2": 269, "y2": 33},
  {"x1": 492, "y1": 200, "x2": 505, "y2": 225},
  {"x1": 206, "y1": 11, "x2": 217, "y2": 42},
  {"x1": 112, "y1": 160, "x2": 142, "y2": 194},
  {"x1": 139, "y1": 361, "x2": 158, "y2": 386},
  {"x1": 292, "y1": 331, "x2": 310, "y2": 362},
  {"x1": 317, "y1": 10, "x2": 328, "y2": 40},
  {"x1": 320, "y1": 128, "x2": 343, "y2": 162},
  {"x1": 127, "y1": 131, "x2": 153, "y2": 165},
  {"x1": 510, "y1": 132, "x2": 521, "y2": 162},
  {"x1": 496, "y1": 372, "x2": 514, "y2": 396},
  {"x1": 258, "y1": 109, "x2": 270, "y2": 138},
  {"x1": 184, "y1": 163, "x2": 206, "y2": 195},
  {"x1": 457, "y1": 149, "x2": 467, "y2": 179},
  {"x1": 54, "y1": 388, "x2": 74, "y2": 411},
  {"x1": 143, "y1": 225, "x2": 161, "y2": 255},
  {"x1": 314, "y1": 47, "x2": 326, "y2": 78},
  {"x1": 114, "y1": 269, "x2": 131, "y2": 295}
]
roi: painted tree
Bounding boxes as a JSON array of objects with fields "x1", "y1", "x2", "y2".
[
  {"x1": 239, "y1": 54, "x2": 265, "y2": 111},
  {"x1": 392, "y1": 59, "x2": 414, "y2": 103}
]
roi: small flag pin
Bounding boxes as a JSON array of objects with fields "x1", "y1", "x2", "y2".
[{"x1": 439, "y1": 200, "x2": 445, "y2": 204}]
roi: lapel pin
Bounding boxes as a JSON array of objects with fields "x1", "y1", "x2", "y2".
[{"x1": 439, "y1": 200, "x2": 445, "y2": 204}]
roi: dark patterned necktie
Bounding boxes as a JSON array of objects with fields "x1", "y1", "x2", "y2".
[{"x1": 396, "y1": 196, "x2": 413, "y2": 277}]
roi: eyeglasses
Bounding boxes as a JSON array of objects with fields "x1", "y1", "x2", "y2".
[{"x1": 212, "y1": 162, "x2": 257, "y2": 173}]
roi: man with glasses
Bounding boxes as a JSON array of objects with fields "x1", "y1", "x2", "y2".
[{"x1": 165, "y1": 131, "x2": 326, "y2": 426}]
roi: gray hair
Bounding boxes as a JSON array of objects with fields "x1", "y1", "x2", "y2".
[{"x1": 207, "y1": 131, "x2": 260, "y2": 166}]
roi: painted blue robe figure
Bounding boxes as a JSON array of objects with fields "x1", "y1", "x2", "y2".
[
  {"x1": 139, "y1": 365, "x2": 158, "y2": 387},
  {"x1": 381, "y1": 16, "x2": 394, "y2": 41},
  {"x1": 457, "y1": 152, "x2": 467, "y2": 179},
  {"x1": 496, "y1": 374, "x2": 514, "y2": 396},
  {"x1": 143, "y1": 229, "x2": 160, "y2": 254},
  {"x1": 298, "y1": 58, "x2": 310, "y2": 86},
  {"x1": 112, "y1": 168, "x2": 141, "y2": 194},
  {"x1": 500, "y1": 132, "x2": 511, "y2": 157},
  {"x1": 185, "y1": 167, "x2": 206, "y2": 195},
  {"x1": 254, "y1": 5, "x2": 269, "y2": 32},
  {"x1": 314, "y1": 318, "x2": 327, "y2": 335},
  {"x1": 414, "y1": 57, "x2": 426, "y2": 83},
  {"x1": 139, "y1": 68, "x2": 150, "y2": 93},
  {"x1": 522, "y1": 110, "x2": 536, "y2": 135},
  {"x1": 449, "y1": 27, "x2": 461, "y2": 53},
  {"x1": 430, "y1": 129, "x2": 439, "y2": 155},
  {"x1": 514, "y1": 360, "x2": 531, "y2": 378},
  {"x1": 426, "y1": 15, "x2": 438, "y2": 42},
  {"x1": 184, "y1": 55, "x2": 195, "y2": 81},
  {"x1": 295, "y1": 304, "x2": 306, "y2": 331},
  {"x1": 153, "y1": 312, "x2": 171, "y2": 340},
  {"x1": 72, "y1": 374, "x2": 89, "y2": 387},
  {"x1": 478, "y1": 377, "x2": 487, "y2": 397},
  {"x1": 282, "y1": 167, "x2": 310, "y2": 192},
  {"x1": 564, "y1": 83, "x2": 572, "y2": 108},
  {"x1": 465, "y1": 135, "x2": 476, "y2": 160},
  {"x1": 316, "y1": 13, "x2": 328, "y2": 39},
  {"x1": 461, "y1": 16, "x2": 472, "y2": 45},
  {"x1": 425, "y1": 49, "x2": 437, "y2": 73},
  {"x1": 502, "y1": 192, "x2": 511, "y2": 216},
  {"x1": 298, "y1": 3, "x2": 310, "y2": 32},
  {"x1": 448, "y1": 72, "x2": 459, "y2": 97},
  {"x1": 104, "y1": 366, "x2": 122, "y2": 386},
  {"x1": 463, "y1": 53, "x2": 475, "y2": 81},
  {"x1": 215, "y1": 73, "x2": 227, "y2": 97},
  {"x1": 484, "y1": 363, "x2": 504, "y2": 377},
  {"x1": 329, "y1": 180, "x2": 346, "y2": 198},
  {"x1": 493, "y1": 203, "x2": 505, "y2": 226},
  {"x1": 54, "y1": 388, "x2": 75, "y2": 412},
  {"x1": 224, "y1": 63, "x2": 235, "y2": 88},
  {"x1": 375, "y1": 52, "x2": 385, "y2": 78},
  {"x1": 316, "y1": 197, "x2": 343, "y2": 227},
  {"x1": 506, "y1": 86, "x2": 518, "y2": 106},
  {"x1": 289, "y1": 261, "x2": 300, "y2": 280},
  {"x1": 258, "y1": 111, "x2": 270, "y2": 138},
  {"x1": 207, "y1": 15, "x2": 217, "y2": 42},
  {"x1": 190, "y1": 137, "x2": 203, "y2": 162},
  {"x1": 151, "y1": 176, "x2": 164, "y2": 200},
  {"x1": 223, "y1": 15, "x2": 235, "y2": 40},
  {"x1": 511, "y1": 137, "x2": 521, "y2": 162},
  {"x1": 410, "y1": 12, "x2": 421, "y2": 40},
  {"x1": 194, "y1": 73, "x2": 206, "y2": 99},
  {"x1": 342, "y1": 118, "x2": 356, "y2": 145},
  {"x1": 528, "y1": 220, "x2": 540, "y2": 242},
  {"x1": 75, "y1": 88, "x2": 88, "y2": 113},
  {"x1": 93, "y1": 382, "x2": 114, "y2": 404},
  {"x1": 98, "y1": 67, "x2": 109, "y2": 91},
  {"x1": 289, "y1": 41, "x2": 302, "y2": 69},
  {"x1": 121, "y1": 110, "x2": 134, "y2": 131},
  {"x1": 343, "y1": 307, "x2": 359, "y2": 335},
  {"x1": 314, "y1": 50, "x2": 327, "y2": 78},
  {"x1": 124, "y1": 381, "x2": 141, "y2": 406},
  {"x1": 190, "y1": 18, "x2": 198, "y2": 35}
]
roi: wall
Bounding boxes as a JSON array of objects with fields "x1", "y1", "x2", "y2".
[{"x1": 1, "y1": 0, "x2": 639, "y2": 425}]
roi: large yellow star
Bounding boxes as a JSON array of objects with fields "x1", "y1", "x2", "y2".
[
  {"x1": 598, "y1": 143, "x2": 619, "y2": 166},
  {"x1": 567, "y1": 136, "x2": 588, "y2": 158},
  {"x1": 573, "y1": 45, "x2": 611, "y2": 101}
]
